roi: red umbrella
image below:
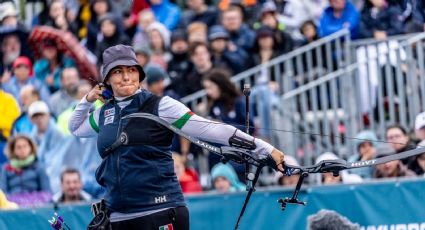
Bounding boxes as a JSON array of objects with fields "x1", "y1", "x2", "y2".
[{"x1": 28, "y1": 26, "x2": 99, "y2": 81}]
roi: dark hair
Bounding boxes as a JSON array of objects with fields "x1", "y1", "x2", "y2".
[
  {"x1": 386, "y1": 124, "x2": 408, "y2": 135},
  {"x1": 188, "y1": 41, "x2": 209, "y2": 57},
  {"x1": 60, "y1": 168, "x2": 81, "y2": 183},
  {"x1": 203, "y1": 68, "x2": 241, "y2": 113}
]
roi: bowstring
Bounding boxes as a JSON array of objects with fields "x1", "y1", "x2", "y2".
[{"x1": 147, "y1": 114, "x2": 425, "y2": 149}]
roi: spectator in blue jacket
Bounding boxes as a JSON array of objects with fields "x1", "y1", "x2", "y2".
[
  {"x1": 211, "y1": 163, "x2": 245, "y2": 193},
  {"x1": 319, "y1": 0, "x2": 360, "y2": 39},
  {"x1": 208, "y1": 25, "x2": 248, "y2": 74},
  {"x1": 33, "y1": 39, "x2": 75, "y2": 93},
  {"x1": 0, "y1": 135, "x2": 51, "y2": 195},
  {"x1": 221, "y1": 4, "x2": 256, "y2": 52},
  {"x1": 149, "y1": 0, "x2": 181, "y2": 30},
  {"x1": 347, "y1": 130, "x2": 378, "y2": 179},
  {"x1": 359, "y1": 0, "x2": 404, "y2": 39},
  {"x1": 28, "y1": 101, "x2": 65, "y2": 193},
  {"x1": 12, "y1": 86, "x2": 41, "y2": 136}
]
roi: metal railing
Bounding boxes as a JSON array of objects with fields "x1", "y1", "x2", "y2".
[{"x1": 180, "y1": 29, "x2": 425, "y2": 172}]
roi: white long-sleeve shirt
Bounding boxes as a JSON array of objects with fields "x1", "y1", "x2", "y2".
[{"x1": 68, "y1": 94, "x2": 274, "y2": 158}]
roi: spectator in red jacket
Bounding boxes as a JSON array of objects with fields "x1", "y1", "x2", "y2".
[{"x1": 172, "y1": 153, "x2": 202, "y2": 194}]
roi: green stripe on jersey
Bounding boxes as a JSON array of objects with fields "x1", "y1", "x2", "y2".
[
  {"x1": 172, "y1": 111, "x2": 194, "y2": 129},
  {"x1": 89, "y1": 113, "x2": 99, "y2": 133}
]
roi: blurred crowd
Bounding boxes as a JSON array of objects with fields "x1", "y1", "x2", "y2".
[{"x1": 1, "y1": 0, "x2": 425, "y2": 209}]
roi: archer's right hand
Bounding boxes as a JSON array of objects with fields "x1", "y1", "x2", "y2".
[{"x1": 86, "y1": 84, "x2": 107, "y2": 103}]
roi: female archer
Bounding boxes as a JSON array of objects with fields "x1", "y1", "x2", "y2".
[{"x1": 68, "y1": 44, "x2": 285, "y2": 229}]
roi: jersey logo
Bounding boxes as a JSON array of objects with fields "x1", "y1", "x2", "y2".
[
  {"x1": 104, "y1": 108, "x2": 115, "y2": 117},
  {"x1": 154, "y1": 195, "x2": 167, "y2": 204},
  {"x1": 104, "y1": 116, "x2": 114, "y2": 125},
  {"x1": 159, "y1": 223, "x2": 173, "y2": 230}
]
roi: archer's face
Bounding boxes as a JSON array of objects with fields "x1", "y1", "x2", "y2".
[{"x1": 107, "y1": 66, "x2": 140, "y2": 97}]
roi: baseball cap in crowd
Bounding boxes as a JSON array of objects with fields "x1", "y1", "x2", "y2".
[
  {"x1": 171, "y1": 29, "x2": 187, "y2": 44},
  {"x1": 145, "y1": 64, "x2": 168, "y2": 86},
  {"x1": 0, "y1": 2, "x2": 18, "y2": 22},
  {"x1": 28, "y1": 101, "x2": 50, "y2": 117},
  {"x1": 12, "y1": 56, "x2": 33, "y2": 75},
  {"x1": 100, "y1": 44, "x2": 146, "y2": 83},
  {"x1": 208, "y1": 25, "x2": 229, "y2": 41},
  {"x1": 415, "y1": 111, "x2": 425, "y2": 130}
]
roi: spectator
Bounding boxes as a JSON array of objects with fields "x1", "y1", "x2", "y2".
[
  {"x1": 149, "y1": 0, "x2": 181, "y2": 30},
  {"x1": 41, "y1": 0, "x2": 77, "y2": 33},
  {"x1": 171, "y1": 42, "x2": 215, "y2": 97},
  {"x1": 257, "y1": 2, "x2": 294, "y2": 54},
  {"x1": 319, "y1": 0, "x2": 360, "y2": 39},
  {"x1": 33, "y1": 39, "x2": 76, "y2": 92},
  {"x1": 374, "y1": 144, "x2": 416, "y2": 178},
  {"x1": 211, "y1": 163, "x2": 245, "y2": 193},
  {"x1": 187, "y1": 21, "x2": 208, "y2": 44},
  {"x1": 414, "y1": 111, "x2": 425, "y2": 142},
  {"x1": 0, "y1": 135, "x2": 51, "y2": 195},
  {"x1": 274, "y1": 155, "x2": 300, "y2": 186},
  {"x1": 307, "y1": 209, "x2": 360, "y2": 230},
  {"x1": 201, "y1": 68, "x2": 253, "y2": 133},
  {"x1": 57, "y1": 80, "x2": 96, "y2": 135},
  {"x1": 273, "y1": 0, "x2": 312, "y2": 40},
  {"x1": 208, "y1": 25, "x2": 247, "y2": 74},
  {"x1": 52, "y1": 168, "x2": 92, "y2": 203},
  {"x1": 0, "y1": 88, "x2": 20, "y2": 163},
  {"x1": 85, "y1": 0, "x2": 114, "y2": 53},
  {"x1": 221, "y1": 4, "x2": 256, "y2": 52},
  {"x1": 1, "y1": 33, "x2": 23, "y2": 78},
  {"x1": 0, "y1": 1, "x2": 23, "y2": 28},
  {"x1": 408, "y1": 140, "x2": 425, "y2": 176},
  {"x1": 54, "y1": 81, "x2": 103, "y2": 197},
  {"x1": 95, "y1": 13, "x2": 131, "y2": 63},
  {"x1": 299, "y1": 20, "x2": 320, "y2": 45},
  {"x1": 132, "y1": 9, "x2": 156, "y2": 47},
  {"x1": 386, "y1": 124, "x2": 416, "y2": 165},
  {"x1": 28, "y1": 101, "x2": 65, "y2": 191},
  {"x1": 0, "y1": 189, "x2": 18, "y2": 209},
  {"x1": 145, "y1": 64, "x2": 172, "y2": 97},
  {"x1": 1, "y1": 56, "x2": 50, "y2": 104},
  {"x1": 359, "y1": 0, "x2": 404, "y2": 39},
  {"x1": 411, "y1": 0, "x2": 425, "y2": 32},
  {"x1": 167, "y1": 30, "x2": 192, "y2": 83},
  {"x1": 179, "y1": 0, "x2": 219, "y2": 28},
  {"x1": 147, "y1": 22, "x2": 171, "y2": 70},
  {"x1": 48, "y1": 67, "x2": 80, "y2": 117},
  {"x1": 249, "y1": 26, "x2": 283, "y2": 74},
  {"x1": 316, "y1": 152, "x2": 362, "y2": 185},
  {"x1": 134, "y1": 46, "x2": 152, "y2": 68},
  {"x1": 172, "y1": 153, "x2": 202, "y2": 194},
  {"x1": 12, "y1": 86, "x2": 40, "y2": 136},
  {"x1": 347, "y1": 130, "x2": 378, "y2": 179}
]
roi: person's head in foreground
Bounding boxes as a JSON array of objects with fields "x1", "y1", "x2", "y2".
[{"x1": 307, "y1": 209, "x2": 360, "y2": 230}]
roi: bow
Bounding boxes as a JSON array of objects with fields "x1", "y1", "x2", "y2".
[{"x1": 121, "y1": 113, "x2": 425, "y2": 230}]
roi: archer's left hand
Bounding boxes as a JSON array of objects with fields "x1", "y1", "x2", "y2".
[{"x1": 271, "y1": 148, "x2": 285, "y2": 171}]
